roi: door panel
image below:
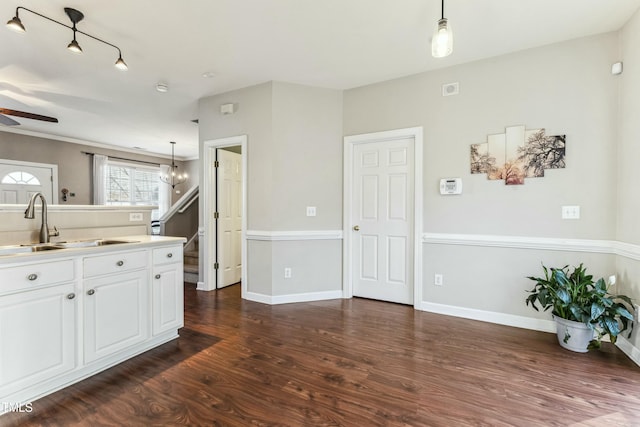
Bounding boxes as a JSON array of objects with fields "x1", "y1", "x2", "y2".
[
  {"x1": 216, "y1": 149, "x2": 242, "y2": 288},
  {"x1": 352, "y1": 138, "x2": 414, "y2": 305}
]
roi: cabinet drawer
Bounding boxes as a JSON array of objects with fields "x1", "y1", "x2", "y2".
[
  {"x1": 83, "y1": 250, "x2": 147, "y2": 278},
  {"x1": 0, "y1": 259, "x2": 75, "y2": 295},
  {"x1": 152, "y1": 246, "x2": 182, "y2": 265}
]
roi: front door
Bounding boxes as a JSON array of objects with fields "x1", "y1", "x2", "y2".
[
  {"x1": 216, "y1": 149, "x2": 242, "y2": 288},
  {"x1": 351, "y1": 138, "x2": 415, "y2": 305},
  {"x1": 0, "y1": 160, "x2": 57, "y2": 204}
]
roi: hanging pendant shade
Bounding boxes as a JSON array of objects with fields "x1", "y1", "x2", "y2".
[{"x1": 431, "y1": 0, "x2": 453, "y2": 58}]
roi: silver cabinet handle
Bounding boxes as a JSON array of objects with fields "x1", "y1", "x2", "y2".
[
  {"x1": 155, "y1": 274, "x2": 161, "y2": 279},
  {"x1": 27, "y1": 273, "x2": 38, "y2": 281},
  {"x1": 67, "y1": 293, "x2": 76, "y2": 300},
  {"x1": 116, "y1": 260, "x2": 124, "y2": 266},
  {"x1": 87, "y1": 289, "x2": 95, "y2": 296},
  {"x1": 167, "y1": 253, "x2": 173, "y2": 258}
]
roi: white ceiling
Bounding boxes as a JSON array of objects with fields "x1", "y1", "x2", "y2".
[{"x1": 1, "y1": 0, "x2": 639, "y2": 160}]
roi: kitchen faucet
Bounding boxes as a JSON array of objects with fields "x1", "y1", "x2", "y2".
[{"x1": 24, "y1": 192, "x2": 59, "y2": 243}]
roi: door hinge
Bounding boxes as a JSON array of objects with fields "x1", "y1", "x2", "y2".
[
  {"x1": 214, "y1": 161, "x2": 219, "y2": 168},
  {"x1": 214, "y1": 262, "x2": 219, "y2": 270},
  {"x1": 214, "y1": 212, "x2": 219, "y2": 219}
]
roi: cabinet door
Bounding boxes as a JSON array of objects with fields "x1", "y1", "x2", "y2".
[
  {"x1": 84, "y1": 270, "x2": 149, "y2": 364},
  {"x1": 152, "y1": 263, "x2": 184, "y2": 336},
  {"x1": 0, "y1": 284, "x2": 76, "y2": 398}
]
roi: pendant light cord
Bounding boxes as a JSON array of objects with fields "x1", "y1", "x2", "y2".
[{"x1": 441, "y1": 0, "x2": 445, "y2": 20}]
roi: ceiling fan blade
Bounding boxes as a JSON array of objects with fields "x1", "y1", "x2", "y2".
[
  {"x1": 0, "y1": 108, "x2": 58, "y2": 123},
  {"x1": 0, "y1": 114, "x2": 20, "y2": 126}
]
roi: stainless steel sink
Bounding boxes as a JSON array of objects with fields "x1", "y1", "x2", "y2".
[
  {"x1": 0, "y1": 239, "x2": 138, "y2": 256},
  {"x1": 0, "y1": 244, "x2": 64, "y2": 256},
  {"x1": 55, "y1": 239, "x2": 137, "y2": 248}
]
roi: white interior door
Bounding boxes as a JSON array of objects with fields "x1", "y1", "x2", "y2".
[
  {"x1": 216, "y1": 149, "x2": 243, "y2": 288},
  {"x1": 351, "y1": 138, "x2": 415, "y2": 305},
  {"x1": 0, "y1": 160, "x2": 57, "y2": 204}
]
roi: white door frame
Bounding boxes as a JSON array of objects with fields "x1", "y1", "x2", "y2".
[
  {"x1": 343, "y1": 127, "x2": 423, "y2": 309},
  {"x1": 202, "y1": 136, "x2": 248, "y2": 296},
  {"x1": 0, "y1": 158, "x2": 59, "y2": 204}
]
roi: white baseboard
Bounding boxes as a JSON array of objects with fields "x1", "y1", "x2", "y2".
[
  {"x1": 615, "y1": 336, "x2": 640, "y2": 366},
  {"x1": 418, "y1": 301, "x2": 556, "y2": 333},
  {"x1": 244, "y1": 290, "x2": 343, "y2": 305}
]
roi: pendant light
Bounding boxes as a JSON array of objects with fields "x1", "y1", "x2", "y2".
[
  {"x1": 160, "y1": 142, "x2": 188, "y2": 189},
  {"x1": 432, "y1": 0, "x2": 453, "y2": 58}
]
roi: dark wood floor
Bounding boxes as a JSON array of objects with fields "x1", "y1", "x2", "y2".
[{"x1": 4, "y1": 283, "x2": 640, "y2": 426}]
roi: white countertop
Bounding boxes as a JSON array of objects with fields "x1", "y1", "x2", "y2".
[{"x1": 0, "y1": 235, "x2": 186, "y2": 265}]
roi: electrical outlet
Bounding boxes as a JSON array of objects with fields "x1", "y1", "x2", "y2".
[
  {"x1": 306, "y1": 206, "x2": 317, "y2": 217},
  {"x1": 129, "y1": 212, "x2": 143, "y2": 222},
  {"x1": 561, "y1": 206, "x2": 580, "y2": 219},
  {"x1": 284, "y1": 268, "x2": 292, "y2": 279},
  {"x1": 434, "y1": 274, "x2": 443, "y2": 286}
]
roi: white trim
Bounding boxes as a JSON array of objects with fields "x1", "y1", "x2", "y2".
[
  {"x1": 202, "y1": 136, "x2": 248, "y2": 296},
  {"x1": 343, "y1": 127, "x2": 424, "y2": 307},
  {"x1": 419, "y1": 301, "x2": 557, "y2": 333},
  {"x1": 422, "y1": 232, "x2": 640, "y2": 261},
  {"x1": 246, "y1": 230, "x2": 343, "y2": 241},
  {"x1": 244, "y1": 290, "x2": 343, "y2": 305},
  {"x1": 616, "y1": 336, "x2": 640, "y2": 367},
  {"x1": 159, "y1": 185, "x2": 199, "y2": 222}
]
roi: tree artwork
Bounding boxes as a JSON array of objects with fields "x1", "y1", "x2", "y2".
[{"x1": 470, "y1": 125, "x2": 565, "y2": 185}]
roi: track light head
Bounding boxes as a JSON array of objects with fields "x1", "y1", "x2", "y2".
[
  {"x1": 6, "y1": 15, "x2": 25, "y2": 32},
  {"x1": 115, "y1": 54, "x2": 128, "y2": 71},
  {"x1": 67, "y1": 37, "x2": 82, "y2": 54}
]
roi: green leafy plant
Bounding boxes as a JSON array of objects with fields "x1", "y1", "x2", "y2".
[{"x1": 525, "y1": 263, "x2": 634, "y2": 349}]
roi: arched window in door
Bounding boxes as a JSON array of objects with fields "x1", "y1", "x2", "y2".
[{"x1": 1, "y1": 171, "x2": 42, "y2": 185}]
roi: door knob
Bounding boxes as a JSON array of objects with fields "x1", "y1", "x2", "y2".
[{"x1": 353, "y1": 225, "x2": 360, "y2": 231}]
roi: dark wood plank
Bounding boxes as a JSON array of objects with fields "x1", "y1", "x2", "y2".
[{"x1": 3, "y1": 283, "x2": 640, "y2": 426}]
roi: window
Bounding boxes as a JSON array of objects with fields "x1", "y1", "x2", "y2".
[
  {"x1": 105, "y1": 162, "x2": 163, "y2": 220},
  {"x1": 1, "y1": 171, "x2": 41, "y2": 185}
]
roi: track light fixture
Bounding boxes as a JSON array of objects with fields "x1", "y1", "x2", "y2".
[
  {"x1": 6, "y1": 6, "x2": 128, "y2": 70},
  {"x1": 160, "y1": 142, "x2": 188, "y2": 189},
  {"x1": 431, "y1": 0, "x2": 453, "y2": 58}
]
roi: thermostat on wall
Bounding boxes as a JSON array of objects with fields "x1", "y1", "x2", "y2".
[{"x1": 439, "y1": 178, "x2": 462, "y2": 195}]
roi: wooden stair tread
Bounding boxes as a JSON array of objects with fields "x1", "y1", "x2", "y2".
[{"x1": 183, "y1": 264, "x2": 199, "y2": 273}]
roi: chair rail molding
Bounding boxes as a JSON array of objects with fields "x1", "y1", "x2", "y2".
[{"x1": 422, "y1": 232, "x2": 640, "y2": 261}]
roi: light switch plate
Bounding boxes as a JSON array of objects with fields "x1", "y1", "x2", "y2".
[{"x1": 306, "y1": 206, "x2": 317, "y2": 217}]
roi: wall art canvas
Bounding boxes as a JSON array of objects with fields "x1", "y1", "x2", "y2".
[{"x1": 470, "y1": 125, "x2": 566, "y2": 185}]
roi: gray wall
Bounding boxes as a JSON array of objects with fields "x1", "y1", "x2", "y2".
[
  {"x1": 198, "y1": 81, "x2": 343, "y2": 297},
  {"x1": 344, "y1": 32, "x2": 623, "y2": 320},
  {"x1": 616, "y1": 8, "x2": 640, "y2": 348},
  {"x1": 0, "y1": 131, "x2": 192, "y2": 205}
]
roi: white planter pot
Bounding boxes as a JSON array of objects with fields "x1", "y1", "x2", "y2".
[{"x1": 554, "y1": 316, "x2": 594, "y2": 353}]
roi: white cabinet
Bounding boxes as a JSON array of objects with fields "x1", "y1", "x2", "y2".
[
  {"x1": 0, "y1": 283, "x2": 76, "y2": 398},
  {"x1": 82, "y1": 251, "x2": 149, "y2": 364},
  {"x1": 151, "y1": 245, "x2": 184, "y2": 336},
  {"x1": 0, "y1": 236, "x2": 184, "y2": 409},
  {"x1": 83, "y1": 270, "x2": 149, "y2": 364}
]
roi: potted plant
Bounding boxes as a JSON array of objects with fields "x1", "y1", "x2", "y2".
[{"x1": 525, "y1": 263, "x2": 634, "y2": 352}]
